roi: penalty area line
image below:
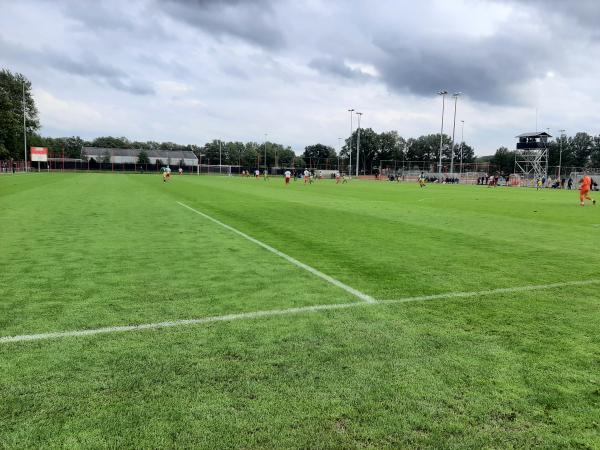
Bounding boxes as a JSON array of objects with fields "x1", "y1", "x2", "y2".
[
  {"x1": 1, "y1": 278, "x2": 598, "y2": 344},
  {"x1": 176, "y1": 201, "x2": 375, "y2": 304}
]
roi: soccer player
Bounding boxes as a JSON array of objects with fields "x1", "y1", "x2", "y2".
[
  {"x1": 303, "y1": 169, "x2": 310, "y2": 184},
  {"x1": 418, "y1": 175, "x2": 426, "y2": 188},
  {"x1": 335, "y1": 172, "x2": 341, "y2": 184},
  {"x1": 579, "y1": 174, "x2": 596, "y2": 206},
  {"x1": 284, "y1": 169, "x2": 291, "y2": 185},
  {"x1": 178, "y1": 167, "x2": 183, "y2": 175}
]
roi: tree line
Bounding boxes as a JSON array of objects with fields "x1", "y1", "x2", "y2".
[
  {"x1": 4, "y1": 68, "x2": 600, "y2": 173},
  {"x1": 488, "y1": 133, "x2": 600, "y2": 176}
]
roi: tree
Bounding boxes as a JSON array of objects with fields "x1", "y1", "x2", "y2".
[
  {"x1": 100, "y1": 150, "x2": 111, "y2": 164},
  {"x1": 0, "y1": 69, "x2": 40, "y2": 160},
  {"x1": 590, "y1": 136, "x2": 600, "y2": 168},
  {"x1": 303, "y1": 144, "x2": 336, "y2": 165},
  {"x1": 137, "y1": 150, "x2": 150, "y2": 164},
  {"x1": 89, "y1": 136, "x2": 131, "y2": 148},
  {"x1": 570, "y1": 132, "x2": 593, "y2": 168},
  {"x1": 490, "y1": 147, "x2": 515, "y2": 175}
]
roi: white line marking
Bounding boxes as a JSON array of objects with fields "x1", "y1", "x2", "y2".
[
  {"x1": 176, "y1": 201, "x2": 375, "y2": 303},
  {"x1": 1, "y1": 279, "x2": 598, "y2": 344},
  {"x1": 0, "y1": 302, "x2": 363, "y2": 344},
  {"x1": 378, "y1": 278, "x2": 600, "y2": 303}
]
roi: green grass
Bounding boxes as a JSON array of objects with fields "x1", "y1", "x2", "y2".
[{"x1": 1, "y1": 173, "x2": 599, "y2": 448}]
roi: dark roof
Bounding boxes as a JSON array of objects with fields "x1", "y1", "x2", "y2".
[
  {"x1": 515, "y1": 132, "x2": 552, "y2": 138},
  {"x1": 82, "y1": 147, "x2": 198, "y2": 160}
]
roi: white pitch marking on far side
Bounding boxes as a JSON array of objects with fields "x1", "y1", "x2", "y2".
[
  {"x1": 176, "y1": 201, "x2": 376, "y2": 303},
  {"x1": 1, "y1": 278, "x2": 598, "y2": 344}
]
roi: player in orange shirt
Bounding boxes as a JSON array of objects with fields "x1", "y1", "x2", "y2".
[{"x1": 579, "y1": 175, "x2": 596, "y2": 206}]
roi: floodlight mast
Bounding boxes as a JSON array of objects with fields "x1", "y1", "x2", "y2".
[
  {"x1": 450, "y1": 92, "x2": 461, "y2": 176},
  {"x1": 437, "y1": 90, "x2": 448, "y2": 176},
  {"x1": 459, "y1": 120, "x2": 465, "y2": 175},
  {"x1": 337, "y1": 137, "x2": 342, "y2": 172},
  {"x1": 23, "y1": 81, "x2": 27, "y2": 173},
  {"x1": 264, "y1": 133, "x2": 268, "y2": 172},
  {"x1": 558, "y1": 129, "x2": 566, "y2": 179},
  {"x1": 348, "y1": 109, "x2": 354, "y2": 176},
  {"x1": 355, "y1": 112, "x2": 362, "y2": 177}
]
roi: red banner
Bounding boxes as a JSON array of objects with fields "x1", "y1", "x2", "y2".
[{"x1": 31, "y1": 147, "x2": 48, "y2": 162}]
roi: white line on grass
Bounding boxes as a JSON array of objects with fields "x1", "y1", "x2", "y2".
[
  {"x1": 176, "y1": 201, "x2": 375, "y2": 303},
  {"x1": 1, "y1": 278, "x2": 598, "y2": 344}
]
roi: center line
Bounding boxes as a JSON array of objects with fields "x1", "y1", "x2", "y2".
[{"x1": 177, "y1": 201, "x2": 375, "y2": 303}]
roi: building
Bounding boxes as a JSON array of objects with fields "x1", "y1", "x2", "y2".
[{"x1": 82, "y1": 147, "x2": 199, "y2": 166}]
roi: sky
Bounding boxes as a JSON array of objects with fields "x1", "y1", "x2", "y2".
[{"x1": 1, "y1": 0, "x2": 600, "y2": 155}]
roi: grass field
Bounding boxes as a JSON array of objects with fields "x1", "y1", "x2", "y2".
[{"x1": 1, "y1": 172, "x2": 599, "y2": 449}]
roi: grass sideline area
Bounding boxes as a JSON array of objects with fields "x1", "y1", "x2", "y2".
[{"x1": 1, "y1": 173, "x2": 599, "y2": 448}]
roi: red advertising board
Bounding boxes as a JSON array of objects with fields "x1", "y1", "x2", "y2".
[{"x1": 30, "y1": 147, "x2": 48, "y2": 162}]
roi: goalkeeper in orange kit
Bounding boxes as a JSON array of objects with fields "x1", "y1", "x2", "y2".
[{"x1": 579, "y1": 175, "x2": 596, "y2": 207}]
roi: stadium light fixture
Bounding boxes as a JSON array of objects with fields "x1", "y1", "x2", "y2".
[{"x1": 437, "y1": 90, "x2": 448, "y2": 176}]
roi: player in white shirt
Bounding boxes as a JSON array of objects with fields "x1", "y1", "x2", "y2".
[
  {"x1": 303, "y1": 169, "x2": 310, "y2": 184},
  {"x1": 284, "y1": 170, "x2": 291, "y2": 185}
]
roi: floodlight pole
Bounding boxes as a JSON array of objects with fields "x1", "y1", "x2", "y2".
[
  {"x1": 450, "y1": 92, "x2": 461, "y2": 176},
  {"x1": 355, "y1": 112, "x2": 362, "y2": 177},
  {"x1": 459, "y1": 120, "x2": 465, "y2": 176},
  {"x1": 558, "y1": 129, "x2": 565, "y2": 181},
  {"x1": 22, "y1": 81, "x2": 27, "y2": 173},
  {"x1": 437, "y1": 90, "x2": 447, "y2": 176},
  {"x1": 198, "y1": 153, "x2": 205, "y2": 175},
  {"x1": 348, "y1": 109, "x2": 354, "y2": 176},
  {"x1": 264, "y1": 133, "x2": 268, "y2": 172},
  {"x1": 219, "y1": 140, "x2": 222, "y2": 174},
  {"x1": 338, "y1": 137, "x2": 342, "y2": 172}
]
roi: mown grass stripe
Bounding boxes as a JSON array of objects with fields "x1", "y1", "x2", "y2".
[
  {"x1": 2, "y1": 278, "x2": 598, "y2": 344},
  {"x1": 177, "y1": 201, "x2": 376, "y2": 303}
]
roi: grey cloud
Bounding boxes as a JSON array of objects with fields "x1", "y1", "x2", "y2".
[
  {"x1": 503, "y1": 0, "x2": 600, "y2": 30},
  {"x1": 350, "y1": 28, "x2": 554, "y2": 104},
  {"x1": 0, "y1": 37, "x2": 154, "y2": 96},
  {"x1": 308, "y1": 56, "x2": 370, "y2": 80},
  {"x1": 158, "y1": 0, "x2": 285, "y2": 49},
  {"x1": 61, "y1": 1, "x2": 133, "y2": 31}
]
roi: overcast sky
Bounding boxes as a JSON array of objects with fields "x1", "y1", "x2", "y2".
[{"x1": 2, "y1": 0, "x2": 599, "y2": 155}]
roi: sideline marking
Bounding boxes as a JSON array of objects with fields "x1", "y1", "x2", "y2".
[
  {"x1": 2, "y1": 279, "x2": 598, "y2": 344},
  {"x1": 176, "y1": 201, "x2": 375, "y2": 303}
]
